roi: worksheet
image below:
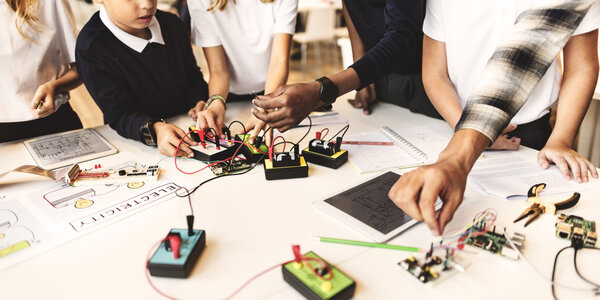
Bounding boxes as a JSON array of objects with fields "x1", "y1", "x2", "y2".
[{"x1": 469, "y1": 151, "x2": 591, "y2": 199}]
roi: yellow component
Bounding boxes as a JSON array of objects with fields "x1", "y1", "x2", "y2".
[
  {"x1": 0, "y1": 233, "x2": 5, "y2": 239},
  {"x1": 408, "y1": 255, "x2": 415, "y2": 261},
  {"x1": 0, "y1": 240, "x2": 31, "y2": 257},
  {"x1": 430, "y1": 270, "x2": 439, "y2": 278},
  {"x1": 127, "y1": 181, "x2": 145, "y2": 189},
  {"x1": 293, "y1": 262, "x2": 303, "y2": 269},
  {"x1": 74, "y1": 198, "x2": 94, "y2": 209},
  {"x1": 320, "y1": 281, "x2": 332, "y2": 292}
]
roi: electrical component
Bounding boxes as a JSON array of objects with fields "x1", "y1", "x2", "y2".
[
  {"x1": 69, "y1": 164, "x2": 159, "y2": 187},
  {"x1": 302, "y1": 136, "x2": 348, "y2": 169},
  {"x1": 398, "y1": 245, "x2": 467, "y2": 287},
  {"x1": 264, "y1": 145, "x2": 308, "y2": 180},
  {"x1": 459, "y1": 226, "x2": 525, "y2": 260},
  {"x1": 555, "y1": 214, "x2": 597, "y2": 247},
  {"x1": 209, "y1": 159, "x2": 252, "y2": 176},
  {"x1": 235, "y1": 134, "x2": 268, "y2": 163},
  {"x1": 147, "y1": 229, "x2": 206, "y2": 278},
  {"x1": 282, "y1": 248, "x2": 355, "y2": 300},
  {"x1": 189, "y1": 126, "x2": 237, "y2": 161}
]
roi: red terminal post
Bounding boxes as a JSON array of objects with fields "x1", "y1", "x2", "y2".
[
  {"x1": 316, "y1": 132, "x2": 322, "y2": 140},
  {"x1": 268, "y1": 145, "x2": 274, "y2": 161},
  {"x1": 199, "y1": 129, "x2": 206, "y2": 149},
  {"x1": 167, "y1": 235, "x2": 182, "y2": 259}
]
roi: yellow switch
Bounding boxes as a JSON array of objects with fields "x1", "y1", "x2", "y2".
[{"x1": 320, "y1": 281, "x2": 332, "y2": 292}]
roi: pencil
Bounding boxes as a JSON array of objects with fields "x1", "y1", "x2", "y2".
[{"x1": 315, "y1": 236, "x2": 421, "y2": 252}]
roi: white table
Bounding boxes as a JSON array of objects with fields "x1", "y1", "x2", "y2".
[{"x1": 1, "y1": 94, "x2": 599, "y2": 299}]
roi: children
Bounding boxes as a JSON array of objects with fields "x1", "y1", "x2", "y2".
[
  {"x1": 187, "y1": 0, "x2": 297, "y2": 142},
  {"x1": 0, "y1": 0, "x2": 83, "y2": 142},
  {"x1": 422, "y1": 0, "x2": 599, "y2": 179},
  {"x1": 76, "y1": 0, "x2": 209, "y2": 157}
]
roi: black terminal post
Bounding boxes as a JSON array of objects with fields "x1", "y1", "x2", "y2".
[
  {"x1": 254, "y1": 136, "x2": 263, "y2": 148},
  {"x1": 187, "y1": 215, "x2": 195, "y2": 236},
  {"x1": 335, "y1": 136, "x2": 342, "y2": 152}
]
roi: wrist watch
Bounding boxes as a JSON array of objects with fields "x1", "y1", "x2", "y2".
[
  {"x1": 315, "y1": 76, "x2": 339, "y2": 105},
  {"x1": 140, "y1": 119, "x2": 161, "y2": 146}
]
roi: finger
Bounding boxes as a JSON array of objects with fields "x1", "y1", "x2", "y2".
[
  {"x1": 503, "y1": 123, "x2": 518, "y2": 134},
  {"x1": 537, "y1": 151, "x2": 551, "y2": 169},
  {"x1": 564, "y1": 155, "x2": 582, "y2": 182},
  {"x1": 585, "y1": 160, "x2": 598, "y2": 178},
  {"x1": 363, "y1": 107, "x2": 372, "y2": 115},
  {"x1": 419, "y1": 179, "x2": 442, "y2": 235},
  {"x1": 188, "y1": 108, "x2": 198, "y2": 120},
  {"x1": 176, "y1": 127, "x2": 197, "y2": 147},
  {"x1": 197, "y1": 101, "x2": 206, "y2": 111},
  {"x1": 347, "y1": 99, "x2": 361, "y2": 108},
  {"x1": 205, "y1": 114, "x2": 222, "y2": 137},
  {"x1": 437, "y1": 190, "x2": 463, "y2": 233},
  {"x1": 250, "y1": 123, "x2": 262, "y2": 145},
  {"x1": 196, "y1": 114, "x2": 209, "y2": 132},
  {"x1": 252, "y1": 107, "x2": 287, "y2": 124},
  {"x1": 552, "y1": 155, "x2": 571, "y2": 180},
  {"x1": 577, "y1": 158, "x2": 589, "y2": 182},
  {"x1": 265, "y1": 127, "x2": 273, "y2": 148},
  {"x1": 266, "y1": 117, "x2": 296, "y2": 133},
  {"x1": 253, "y1": 97, "x2": 283, "y2": 110},
  {"x1": 388, "y1": 175, "x2": 424, "y2": 222}
]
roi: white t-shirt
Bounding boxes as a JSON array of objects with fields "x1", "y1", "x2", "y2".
[
  {"x1": 423, "y1": 0, "x2": 600, "y2": 125},
  {"x1": 0, "y1": 0, "x2": 77, "y2": 122},
  {"x1": 188, "y1": 0, "x2": 297, "y2": 94}
]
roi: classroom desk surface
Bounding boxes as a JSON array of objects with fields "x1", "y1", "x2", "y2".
[{"x1": 1, "y1": 94, "x2": 599, "y2": 300}]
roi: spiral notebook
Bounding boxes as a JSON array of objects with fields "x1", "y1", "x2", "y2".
[{"x1": 343, "y1": 126, "x2": 451, "y2": 173}]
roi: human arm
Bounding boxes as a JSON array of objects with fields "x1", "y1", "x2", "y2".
[
  {"x1": 76, "y1": 49, "x2": 195, "y2": 157},
  {"x1": 188, "y1": 46, "x2": 228, "y2": 137},
  {"x1": 538, "y1": 29, "x2": 599, "y2": 182},
  {"x1": 253, "y1": 0, "x2": 423, "y2": 131},
  {"x1": 246, "y1": 33, "x2": 292, "y2": 145},
  {"x1": 30, "y1": 63, "x2": 82, "y2": 118},
  {"x1": 422, "y1": 35, "x2": 520, "y2": 150},
  {"x1": 389, "y1": 129, "x2": 489, "y2": 235},
  {"x1": 343, "y1": 1, "x2": 377, "y2": 115},
  {"x1": 389, "y1": 1, "x2": 594, "y2": 235}
]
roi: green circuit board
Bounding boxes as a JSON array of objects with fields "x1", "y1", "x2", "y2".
[{"x1": 555, "y1": 214, "x2": 597, "y2": 247}]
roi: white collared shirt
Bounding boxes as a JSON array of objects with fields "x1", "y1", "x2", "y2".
[
  {"x1": 0, "y1": 0, "x2": 77, "y2": 122},
  {"x1": 99, "y1": 7, "x2": 164, "y2": 53}
]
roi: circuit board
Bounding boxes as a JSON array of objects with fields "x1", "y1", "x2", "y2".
[
  {"x1": 209, "y1": 160, "x2": 251, "y2": 176},
  {"x1": 461, "y1": 229, "x2": 525, "y2": 260},
  {"x1": 555, "y1": 214, "x2": 597, "y2": 247},
  {"x1": 398, "y1": 248, "x2": 467, "y2": 287}
]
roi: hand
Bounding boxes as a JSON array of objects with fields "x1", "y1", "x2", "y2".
[
  {"x1": 243, "y1": 113, "x2": 273, "y2": 146},
  {"x1": 252, "y1": 82, "x2": 323, "y2": 132},
  {"x1": 538, "y1": 140, "x2": 598, "y2": 182},
  {"x1": 29, "y1": 81, "x2": 57, "y2": 118},
  {"x1": 347, "y1": 83, "x2": 377, "y2": 115},
  {"x1": 488, "y1": 123, "x2": 520, "y2": 150},
  {"x1": 153, "y1": 122, "x2": 197, "y2": 157},
  {"x1": 388, "y1": 156, "x2": 468, "y2": 236},
  {"x1": 194, "y1": 100, "x2": 226, "y2": 137},
  {"x1": 188, "y1": 100, "x2": 206, "y2": 121}
]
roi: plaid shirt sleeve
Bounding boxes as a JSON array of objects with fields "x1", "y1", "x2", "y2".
[{"x1": 455, "y1": 0, "x2": 595, "y2": 143}]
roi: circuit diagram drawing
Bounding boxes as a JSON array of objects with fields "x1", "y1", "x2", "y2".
[{"x1": 0, "y1": 209, "x2": 38, "y2": 259}]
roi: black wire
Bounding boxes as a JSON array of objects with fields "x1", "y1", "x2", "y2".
[
  {"x1": 176, "y1": 153, "x2": 266, "y2": 198},
  {"x1": 328, "y1": 124, "x2": 350, "y2": 142},
  {"x1": 296, "y1": 115, "x2": 312, "y2": 145},
  {"x1": 551, "y1": 246, "x2": 572, "y2": 300},
  {"x1": 273, "y1": 141, "x2": 298, "y2": 153},
  {"x1": 228, "y1": 120, "x2": 247, "y2": 136},
  {"x1": 175, "y1": 186, "x2": 194, "y2": 216},
  {"x1": 574, "y1": 247, "x2": 600, "y2": 288}
]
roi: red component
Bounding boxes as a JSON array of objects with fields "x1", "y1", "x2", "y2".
[
  {"x1": 316, "y1": 132, "x2": 322, "y2": 140},
  {"x1": 199, "y1": 129, "x2": 206, "y2": 148},
  {"x1": 457, "y1": 235, "x2": 467, "y2": 250},
  {"x1": 268, "y1": 146, "x2": 273, "y2": 161},
  {"x1": 292, "y1": 245, "x2": 303, "y2": 263},
  {"x1": 168, "y1": 235, "x2": 182, "y2": 259},
  {"x1": 98, "y1": 164, "x2": 101, "y2": 169}
]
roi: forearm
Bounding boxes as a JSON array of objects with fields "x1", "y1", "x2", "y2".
[
  {"x1": 423, "y1": 76, "x2": 463, "y2": 128},
  {"x1": 439, "y1": 129, "x2": 490, "y2": 172},
  {"x1": 265, "y1": 60, "x2": 289, "y2": 94},
  {"x1": 51, "y1": 64, "x2": 82, "y2": 93},
  {"x1": 342, "y1": 1, "x2": 365, "y2": 63},
  {"x1": 208, "y1": 72, "x2": 229, "y2": 99}
]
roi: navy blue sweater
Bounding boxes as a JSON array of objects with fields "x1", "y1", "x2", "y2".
[
  {"x1": 346, "y1": 0, "x2": 424, "y2": 89},
  {"x1": 76, "y1": 10, "x2": 208, "y2": 142}
]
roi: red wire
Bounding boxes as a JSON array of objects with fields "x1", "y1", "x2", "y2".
[
  {"x1": 145, "y1": 239, "x2": 176, "y2": 300},
  {"x1": 271, "y1": 136, "x2": 286, "y2": 152},
  {"x1": 173, "y1": 130, "x2": 266, "y2": 175},
  {"x1": 223, "y1": 260, "x2": 292, "y2": 300},
  {"x1": 320, "y1": 128, "x2": 329, "y2": 139}
]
